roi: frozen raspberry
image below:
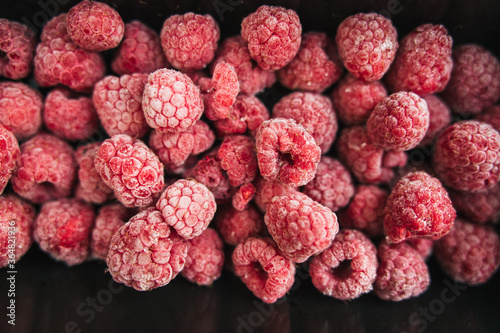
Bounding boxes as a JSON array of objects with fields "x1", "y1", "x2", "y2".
[
  {"x1": 107, "y1": 207, "x2": 188, "y2": 291},
  {"x1": 111, "y1": 20, "x2": 167, "y2": 75},
  {"x1": 374, "y1": 241, "x2": 430, "y2": 301},
  {"x1": 0, "y1": 124, "x2": 19, "y2": 194},
  {"x1": 332, "y1": 74, "x2": 388, "y2": 126},
  {"x1": 419, "y1": 94, "x2": 451, "y2": 146},
  {"x1": 385, "y1": 24, "x2": 453, "y2": 95},
  {"x1": 160, "y1": 12, "x2": 219, "y2": 71},
  {"x1": 232, "y1": 183, "x2": 257, "y2": 211},
  {"x1": 215, "y1": 204, "x2": 263, "y2": 246},
  {"x1": 241, "y1": 5, "x2": 302, "y2": 71},
  {"x1": 34, "y1": 198, "x2": 95, "y2": 266},
  {"x1": 218, "y1": 135, "x2": 258, "y2": 187},
  {"x1": 66, "y1": 0, "x2": 124, "y2": 52},
  {"x1": 309, "y1": 229, "x2": 377, "y2": 300},
  {"x1": 475, "y1": 104, "x2": 500, "y2": 133},
  {"x1": 232, "y1": 236, "x2": 295, "y2": 303},
  {"x1": 0, "y1": 195, "x2": 35, "y2": 268},
  {"x1": 255, "y1": 118, "x2": 321, "y2": 187},
  {"x1": 449, "y1": 184, "x2": 500, "y2": 224},
  {"x1": 432, "y1": 120, "x2": 500, "y2": 192},
  {"x1": 0, "y1": 19, "x2": 36, "y2": 80},
  {"x1": 253, "y1": 177, "x2": 298, "y2": 213},
  {"x1": 265, "y1": 191, "x2": 339, "y2": 263},
  {"x1": 406, "y1": 238, "x2": 434, "y2": 260},
  {"x1": 0, "y1": 81, "x2": 42, "y2": 140},
  {"x1": 12, "y1": 133, "x2": 76, "y2": 204},
  {"x1": 335, "y1": 13, "x2": 398, "y2": 82},
  {"x1": 203, "y1": 62, "x2": 240, "y2": 121}
]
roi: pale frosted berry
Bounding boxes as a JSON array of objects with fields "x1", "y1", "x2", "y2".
[
  {"x1": 0, "y1": 19, "x2": 36, "y2": 80},
  {"x1": 232, "y1": 183, "x2": 257, "y2": 211},
  {"x1": 0, "y1": 124, "x2": 19, "y2": 194},
  {"x1": 203, "y1": 62, "x2": 240, "y2": 121},
  {"x1": 218, "y1": 135, "x2": 258, "y2": 187},
  {"x1": 407, "y1": 238, "x2": 434, "y2": 260},
  {"x1": 419, "y1": 94, "x2": 451, "y2": 146},
  {"x1": 449, "y1": 184, "x2": 500, "y2": 224},
  {"x1": 215, "y1": 204, "x2": 263, "y2": 246}
]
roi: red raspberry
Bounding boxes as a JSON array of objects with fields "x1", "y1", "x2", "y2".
[
  {"x1": 232, "y1": 183, "x2": 257, "y2": 211},
  {"x1": 0, "y1": 81, "x2": 42, "y2": 140},
  {"x1": 475, "y1": 104, "x2": 500, "y2": 133},
  {"x1": 142, "y1": 68, "x2": 204, "y2": 133},
  {"x1": 419, "y1": 94, "x2": 451, "y2": 146},
  {"x1": 107, "y1": 207, "x2": 188, "y2": 291},
  {"x1": 265, "y1": 191, "x2": 339, "y2": 263},
  {"x1": 218, "y1": 135, "x2": 258, "y2": 187},
  {"x1": 241, "y1": 5, "x2": 302, "y2": 71},
  {"x1": 66, "y1": 0, "x2": 124, "y2": 52},
  {"x1": 12, "y1": 133, "x2": 76, "y2": 204},
  {"x1": 203, "y1": 62, "x2": 240, "y2": 121},
  {"x1": 0, "y1": 19, "x2": 36, "y2": 80},
  {"x1": 432, "y1": 120, "x2": 500, "y2": 192},
  {"x1": 406, "y1": 238, "x2": 434, "y2": 260},
  {"x1": 0, "y1": 124, "x2": 19, "y2": 194},
  {"x1": 335, "y1": 13, "x2": 398, "y2": 82},
  {"x1": 34, "y1": 198, "x2": 95, "y2": 266},
  {"x1": 255, "y1": 118, "x2": 321, "y2": 187},
  {"x1": 309, "y1": 229, "x2": 377, "y2": 300},
  {"x1": 385, "y1": 24, "x2": 453, "y2": 95},
  {"x1": 160, "y1": 12, "x2": 220, "y2": 71},
  {"x1": 254, "y1": 177, "x2": 298, "y2": 213},
  {"x1": 449, "y1": 184, "x2": 500, "y2": 224},
  {"x1": 232, "y1": 236, "x2": 295, "y2": 303},
  {"x1": 215, "y1": 204, "x2": 263, "y2": 246},
  {"x1": 111, "y1": 20, "x2": 168, "y2": 75}
]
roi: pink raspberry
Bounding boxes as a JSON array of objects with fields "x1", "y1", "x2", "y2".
[
  {"x1": 432, "y1": 120, "x2": 500, "y2": 192},
  {"x1": 34, "y1": 198, "x2": 95, "y2": 266},
  {"x1": 309, "y1": 229, "x2": 378, "y2": 300},
  {"x1": 241, "y1": 5, "x2": 302, "y2": 71},
  {"x1": 254, "y1": 177, "x2": 298, "y2": 213},
  {"x1": 406, "y1": 238, "x2": 434, "y2": 260},
  {"x1": 142, "y1": 68, "x2": 204, "y2": 133},
  {"x1": 265, "y1": 191, "x2": 339, "y2": 263},
  {"x1": 385, "y1": 24, "x2": 453, "y2": 95},
  {"x1": 66, "y1": 0, "x2": 124, "y2": 52},
  {"x1": 215, "y1": 204, "x2": 263, "y2": 246},
  {"x1": 449, "y1": 184, "x2": 500, "y2": 224},
  {"x1": 0, "y1": 124, "x2": 19, "y2": 194},
  {"x1": 111, "y1": 20, "x2": 168, "y2": 75},
  {"x1": 218, "y1": 135, "x2": 258, "y2": 187},
  {"x1": 255, "y1": 118, "x2": 321, "y2": 187},
  {"x1": 107, "y1": 207, "x2": 188, "y2": 291},
  {"x1": 203, "y1": 62, "x2": 240, "y2": 121},
  {"x1": 272, "y1": 92, "x2": 338, "y2": 153},
  {"x1": 232, "y1": 183, "x2": 257, "y2": 211},
  {"x1": 232, "y1": 236, "x2": 295, "y2": 303},
  {"x1": 475, "y1": 104, "x2": 500, "y2": 133},
  {"x1": 160, "y1": 12, "x2": 220, "y2": 71},
  {"x1": 0, "y1": 19, "x2": 36, "y2": 80},
  {"x1": 0, "y1": 81, "x2": 42, "y2": 140},
  {"x1": 335, "y1": 13, "x2": 398, "y2": 82},
  {"x1": 419, "y1": 94, "x2": 451, "y2": 146},
  {"x1": 12, "y1": 133, "x2": 76, "y2": 204}
]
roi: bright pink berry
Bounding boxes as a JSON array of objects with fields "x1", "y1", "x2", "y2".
[
  {"x1": 253, "y1": 177, "x2": 298, "y2": 213},
  {"x1": 0, "y1": 19, "x2": 36, "y2": 80},
  {"x1": 449, "y1": 184, "x2": 500, "y2": 224},
  {"x1": 476, "y1": 104, "x2": 500, "y2": 133},
  {"x1": 215, "y1": 204, "x2": 264, "y2": 246},
  {"x1": 0, "y1": 124, "x2": 19, "y2": 194},
  {"x1": 406, "y1": 238, "x2": 434, "y2": 260},
  {"x1": 218, "y1": 135, "x2": 258, "y2": 187},
  {"x1": 232, "y1": 183, "x2": 257, "y2": 211},
  {"x1": 419, "y1": 94, "x2": 451, "y2": 146},
  {"x1": 203, "y1": 62, "x2": 240, "y2": 121}
]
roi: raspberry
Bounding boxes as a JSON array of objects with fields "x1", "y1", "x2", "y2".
[
  {"x1": 43, "y1": 88, "x2": 98, "y2": 141},
  {"x1": 160, "y1": 12, "x2": 220, "y2": 71},
  {"x1": 374, "y1": 241, "x2": 430, "y2": 301},
  {"x1": 111, "y1": 20, "x2": 168, "y2": 75},
  {"x1": 335, "y1": 13, "x2": 398, "y2": 82},
  {"x1": 367, "y1": 91, "x2": 430, "y2": 151},
  {"x1": 435, "y1": 218, "x2": 500, "y2": 285},
  {"x1": 34, "y1": 198, "x2": 95, "y2": 266},
  {"x1": 0, "y1": 124, "x2": 19, "y2": 194},
  {"x1": 385, "y1": 24, "x2": 453, "y2": 95},
  {"x1": 0, "y1": 195, "x2": 35, "y2": 268},
  {"x1": 215, "y1": 204, "x2": 264, "y2": 246},
  {"x1": 303, "y1": 156, "x2": 354, "y2": 212},
  {"x1": 272, "y1": 92, "x2": 338, "y2": 153},
  {"x1": 406, "y1": 238, "x2": 434, "y2": 260},
  {"x1": 232, "y1": 236, "x2": 295, "y2": 303},
  {"x1": 142, "y1": 68, "x2": 204, "y2": 133},
  {"x1": 0, "y1": 19, "x2": 36, "y2": 80},
  {"x1": 419, "y1": 94, "x2": 451, "y2": 146},
  {"x1": 277, "y1": 31, "x2": 342, "y2": 93},
  {"x1": 203, "y1": 62, "x2": 240, "y2": 121},
  {"x1": 12, "y1": 133, "x2": 76, "y2": 204},
  {"x1": 181, "y1": 228, "x2": 224, "y2": 286},
  {"x1": 475, "y1": 104, "x2": 500, "y2": 133},
  {"x1": 432, "y1": 120, "x2": 500, "y2": 192},
  {"x1": 255, "y1": 118, "x2": 321, "y2": 187},
  {"x1": 442, "y1": 44, "x2": 500, "y2": 115},
  {"x1": 94, "y1": 134, "x2": 165, "y2": 208},
  {"x1": 232, "y1": 183, "x2": 257, "y2": 211},
  {"x1": 218, "y1": 135, "x2": 258, "y2": 187},
  {"x1": 156, "y1": 179, "x2": 217, "y2": 240},
  {"x1": 241, "y1": 5, "x2": 302, "y2": 71},
  {"x1": 106, "y1": 207, "x2": 188, "y2": 291},
  {"x1": 0, "y1": 81, "x2": 42, "y2": 140},
  {"x1": 92, "y1": 73, "x2": 150, "y2": 139},
  {"x1": 309, "y1": 229, "x2": 378, "y2": 300},
  {"x1": 66, "y1": 0, "x2": 124, "y2": 52},
  {"x1": 253, "y1": 177, "x2": 298, "y2": 213},
  {"x1": 265, "y1": 191, "x2": 339, "y2": 263},
  {"x1": 449, "y1": 184, "x2": 500, "y2": 224}
]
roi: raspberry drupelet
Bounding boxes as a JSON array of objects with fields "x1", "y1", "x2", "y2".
[
  {"x1": 218, "y1": 135, "x2": 258, "y2": 187},
  {"x1": 0, "y1": 124, "x2": 19, "y2": 194},
  {"x1": 449, "y1": 184, "x2": 500, "y2": 224},
  {"x1": 406, "y1": 238, "x2": 434, "y2": 260},
  {"x1": 232, "y1": 183, "x2": 257, "y2": 211},
  {"x1": 0, "y1": 19, "x2": 36, "y2": 80},
  {"x1": 215, "y1": 204, "x2": 264, "y2": 246},
  {"x1": 253, "y1": 176, "x2": 298, "y2": 213},
  {"x1": 203, "y1": 62, "x2": 240, "y2": 121},
  {"x1": 419, "y1": 94, "x2": 451, "y2": 146}
]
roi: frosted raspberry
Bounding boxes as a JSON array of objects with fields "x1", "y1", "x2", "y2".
[
  {"x1": 34, "y1": 198, "x2": 95, "y2": 266},
  {"x1": 160, "y1": 12, "x2": 219, "y2": 71},
  {"x1": 0, "y1": 124, "x2": 19, "y2": 194},
  {"x1": 309, "y1": 229, "x2": 377, "y2": 300},
  {"x1": 232, "y1": 183, "x2": 257, "y2": 211},
  {"x1": 232, "y1": 236, "x2": 295, "y2": 303},
  {"x1": 272, "y1": 92, "x2": 338, "y2": 153},
  {"x1": 265, "y1": 191, "x2": 339, "y2": 263},
  {"x1": 0, "y1": 19, "x2": 36, "y2": 80},
  {"x1": 12, "y1": 133, "x2": 76, "y2": 204},
  {"x1": 432, "y1": 120, "x2": 500, "y2": 192},
  {"x1": 218, "y1": 135, "x2": 258, "y2": 187},
  {"x1": 241, "y1": 5, "x2": 302, "y2": 71},
  {"x1": 449, "y1": 184, "x2": 500, "y2": 224},
  {"x1": 66, "y1": 0, "x2": 124, "y2": 52},
  {"x1": 0, "y1": 81, "x2": 42, "y2": 140},
  {"x1": 107, "y1": 207, "x2": 188, "y2": 291},
  {"x1": 336, "y1": 13, "x2": 398, "y2": 82},
  {"x1": 435, "y1": 218, "x2": 500, "y2": 285},
  {"x1": 255, "y1": 118, "x2": 321, "y2": 187},
  {"x1": 406, "y1": 238, "x2": 434, "y2": 260},
  {"x1": 254, "y1": 177, "x2": 298, "y2": 213},
  {"x1": 215, "y1": 204, "x2": 263, "y2": 246},
  {"x1": 419, "y1": 94, "x2": 451, "y2": 146},
  {"x1": 203, "y1": 62, "x2": 240, "y2": 121},
  {"x1": 475, "y1": 104, "x2": 500, "y2": 133}
]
